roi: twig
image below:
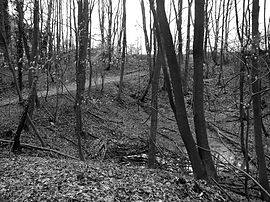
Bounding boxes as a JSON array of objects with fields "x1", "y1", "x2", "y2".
[
  {"x1": 26, "y1": 114, "x2": 46, "y2": 147},
  {"x1": 211, "y1": 177, "x2": 237, "y2": 202},
  {"x1": 0, "y1": 138, "x2": 78, "y2": 160},
  {"x1": 211, "y1": 148, "x2": 270, "y2": 199},
  {"x1": 87, "y1": 110, "x2": 122, "y2": 124}
]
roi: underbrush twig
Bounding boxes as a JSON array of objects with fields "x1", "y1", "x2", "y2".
[{"x1": 1, "y1": 138, "x2": 78, "y2": 160}]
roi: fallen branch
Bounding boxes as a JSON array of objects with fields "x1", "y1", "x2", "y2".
[
  {"x1": 211, "y1": 177, "x2": 237, "y2": 202},
  {"x1": 0, "y1": 139, "x2": 78, "y2": 160},
  {"x1": 87, "y1": 110, "x2": 122, "y2": 124},
  {"x1": 27, "y1": 114, "x2": 45, "y2": 147},
  {"x1": 199, "y1": 145, "x2": 270, "y2": 200}
]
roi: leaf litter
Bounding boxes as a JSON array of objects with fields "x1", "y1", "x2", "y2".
[{"x1": 0, "y1": 155, "x2": 232, "y2": 201}]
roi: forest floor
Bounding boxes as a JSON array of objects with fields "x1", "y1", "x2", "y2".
[{"x1": 0, "y1": 56, "x2": 266, "y2": 201}]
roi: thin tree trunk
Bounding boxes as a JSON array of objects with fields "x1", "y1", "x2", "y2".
[
  {"x1": 87, "y1": 0, "x2": 96, "y2": 96},
  {"x1": 16, "y1": 1, "x2": 24, "y2": 91},
  {"x1": 26, "y1": 0, "x2": 40, "y2": 131},
  {"x1": 153, "y1": 0, "x2": 207, "y2": 180},
  {"x1": 148, "y1": 43, "x2": 161, "y2": 169},
  {"x1": 139, "y1": 0, "x2": 153, "y2": 102},
  {"x1": 98, "y1": 0, "x2": 105, "y2": 91},
  {"x1": 0, "y1": 0, "x2": 23, "y2": 102},
  {"x1": 117, "y1": 0, "x2": 126, "y2": 100},
  {"x1": 251, "y1": 0, "x2": 270, "y2": 200},
  {"x1": 183, "y1": 0, "x2": 192, "y2": 95},
  {"x1": 75, "y1": 0, "x2": 89, "y2": 161},
  {"x1": 193, "y1": 0, "x2": 217, "y2": 180},
  {"x1": 106, "y1": 0, "x2": 113, "y2": 71},
  {"x1": 0, "y1": 32, "x2": 23, "y2": 103},
  {"x1": 172, "y1": 0, "x2": 183, "y2": 65},
  {"x1": 263, "y1": 0, "x2": 267, "y2": 50},
  {"x1": 11, "y1": 76, "x2": 38, "y2": 153}
]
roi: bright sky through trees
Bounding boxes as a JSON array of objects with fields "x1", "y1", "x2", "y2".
[
  {"x1": 125, "y1": 0, "x2": 270, "y2": 53},
  {"x1": 11, "y1": 0, "x2": 270, "y2": 53}
]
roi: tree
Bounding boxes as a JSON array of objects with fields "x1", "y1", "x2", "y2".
[
  {"x1": 15, "y1": 0, "x2": 24, "y2": 91},
  {"x1": 117, "y1": 0, "x2": 126, "y2": 100},
  {"x1": 141, "y1": 0, "x2": 152, "y2": 74},
  {"x1": 153, "y1": 0, "x2": 208, "y2": 180},
  {"x1": 87, "y1": 0, "x2": 96, "y2": 96},
  {"x1": 98, "y1": 0, "x2": 106, "y2": 91},
  {"x1": 183, "y1": 0, "x2": 192, "y2": 94},
  {"x1": 172, "y1": 0, "x2": 183, "y2": 65},
  {"x1": 75, "y1": 0, "x2": 89, "y2": 161},
  {"x1": 251, "y1": 0, "x2": 270, "y2": 200},
  {"x1": 26, "y1": 0, "x2": 40, "y2": 131},
  {"x1": 148, "y1": 38, "x2": 161, "y2": 169},
  {"x1": 0, "y1": 0, "x2": 23, "y2": 102},
  {"x1": 193, "y1": 0, "x2": 217, "y2": 180},
  {"x1": 105, "y1": 0, "x2": 113, "y2": 71},
  {"x1": 139, "y1": 0, "x2": 153, "y2": 102}
]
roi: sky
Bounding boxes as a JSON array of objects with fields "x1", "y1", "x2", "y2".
[
  {"x1": 16, "y1": 0, "x2": 270, "y2": 53},
  {"x1": 123, "y1": 0, "x2": 270, "y2": 53}
]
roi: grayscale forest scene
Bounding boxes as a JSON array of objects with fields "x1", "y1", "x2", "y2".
[{"x1": 0, "y1": 0, "x2": 270, "y2": 201}]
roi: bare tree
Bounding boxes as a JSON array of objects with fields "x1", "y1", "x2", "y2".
[
  {"x1": 141, "y1": 0, "x2": 152, "y2": 74},
  {"x1": 139, "y1": 0, "x2": 153, "y2": 102},
  {"x1": 172, "y1": 0, "x2": 183, "y2": 65},
  {"x1": 75, "y1": 0, "x2": 89, "y2": 161},
  {"x1": 183, "y1": 0, "x2": 192, "y2": 95},
  {"x1": 98, "y1": 0, "x2": 106, "y2": 91},
  {"x1": 117, "y1": 0, "x2": 126, "y2": 100},
  {"x1": 193, "y1": 0, "x2": 217, "y2": 180},
  {"x1": 153, "y1": 0, "x2": 208, "y2": 180},
  {"x1": 26, "y1": 0, "x2": 40, "y2": 131},
  {"x1": 105, "y1": 0, "x2": 113, "y2": 71},
  {"x1": 87, "y1": 0, "x2": 96, "y2": 96},
  {"x1": 15, "y1": 1, "x2": 24, "y2": 91},
  {"x1": 251, "y1": 0, "x2": 270, "y2": 200},
  {"x1": 0, "y1": 0, "x2": 23, "y2": 102},
  {"x1": 148, "y1": 38, "x2": 161, "y2": 169}
]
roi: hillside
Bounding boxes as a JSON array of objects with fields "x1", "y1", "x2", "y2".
[{"x1": 0, "y1": 56, "x2": 265, "y2": 201}]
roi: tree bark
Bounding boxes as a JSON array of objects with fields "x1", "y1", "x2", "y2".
[
  {"x1": 75, "y1": 0, "x2": 89, "y2": 161},
  {"x1": 183, "y1": 0, "x2": 192, "y2": 95},
  {"x1": 117, "y1": 0, "x2": 126, "y2": 100},
  {"x1": 11, "y1": 76, "x2": 38, "y2": 153},
  {"x1": 251, "y1": 0, "x2": 270, "y2": 200},
  {"x1": 140, "y1": 0, "x2": 152, "y2": 75},
  {"x1": 193, "y1": 0, "x2": 217, "y2": 180},
  {"x1": 106, "y1": 0, "x2": 113, "y2": 71},
  {"x1": 87, "y1": 0, "x2": 96, "y2": 96},
  {"x1": 0, "y1": 2, "x2": 23, "y2": 103},
  {"x1": 153, "y1": 0, "x2": 207, "y2": 180},
  {"x1": 148, "y1": 43, "x2": 161, "y2": 169},
  {"x1": 16, "y1": 1, "x2": 24, "y2": 91}
]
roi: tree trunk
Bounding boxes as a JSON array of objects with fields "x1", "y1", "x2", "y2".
[
  {"x1": 106, "y1": 0, "x2": 113, "y2": 71},
  {"x1": 75, "y1": 0, "x2": 89, "y2": 161},
  {"x1": 98, "y1": 0, "x2": 105, "y2": 91},
  {"x1": 193, "y1": 0, "x2": 217, "y2": 180},
  {"x1": 139, "y1": 0, "x2": 153, "y2": 102},
  {"x1": 87, "y1": 0, "x2": 96, "y2": 96},
  {"x1": 11, "y1": 76, "x2": 38, "y2": 153},
  {"x1": 148, "y1": 43, "x2": 161, "y2": 169},
  {"x1": 16, "y1": 1, "x2": 24, "y2": 91},
  {"x1": 172, "y1": 0, "x2": 183, "y2": 65},
  {"x1": 183, "y1": 0, "x2": 192, "y2": 95},
  {"x1": 0, "y1": 1, "x2": 23, "y2": 103},
  {"x1": 153, "y1": 0, "x2": 207, "y2": 180},
  {"x1": 117, "y1": 0, "x2": 126, "y2": 100},
  {"x1": 140, "y1": 0, "x2": 152, "y2": 75},
  {"x1": 26, "y1": 0, "x2": 40, "y2": 131},
  {"x1": 251, "y1": 0, "x2": 270, "y2": 200}
]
